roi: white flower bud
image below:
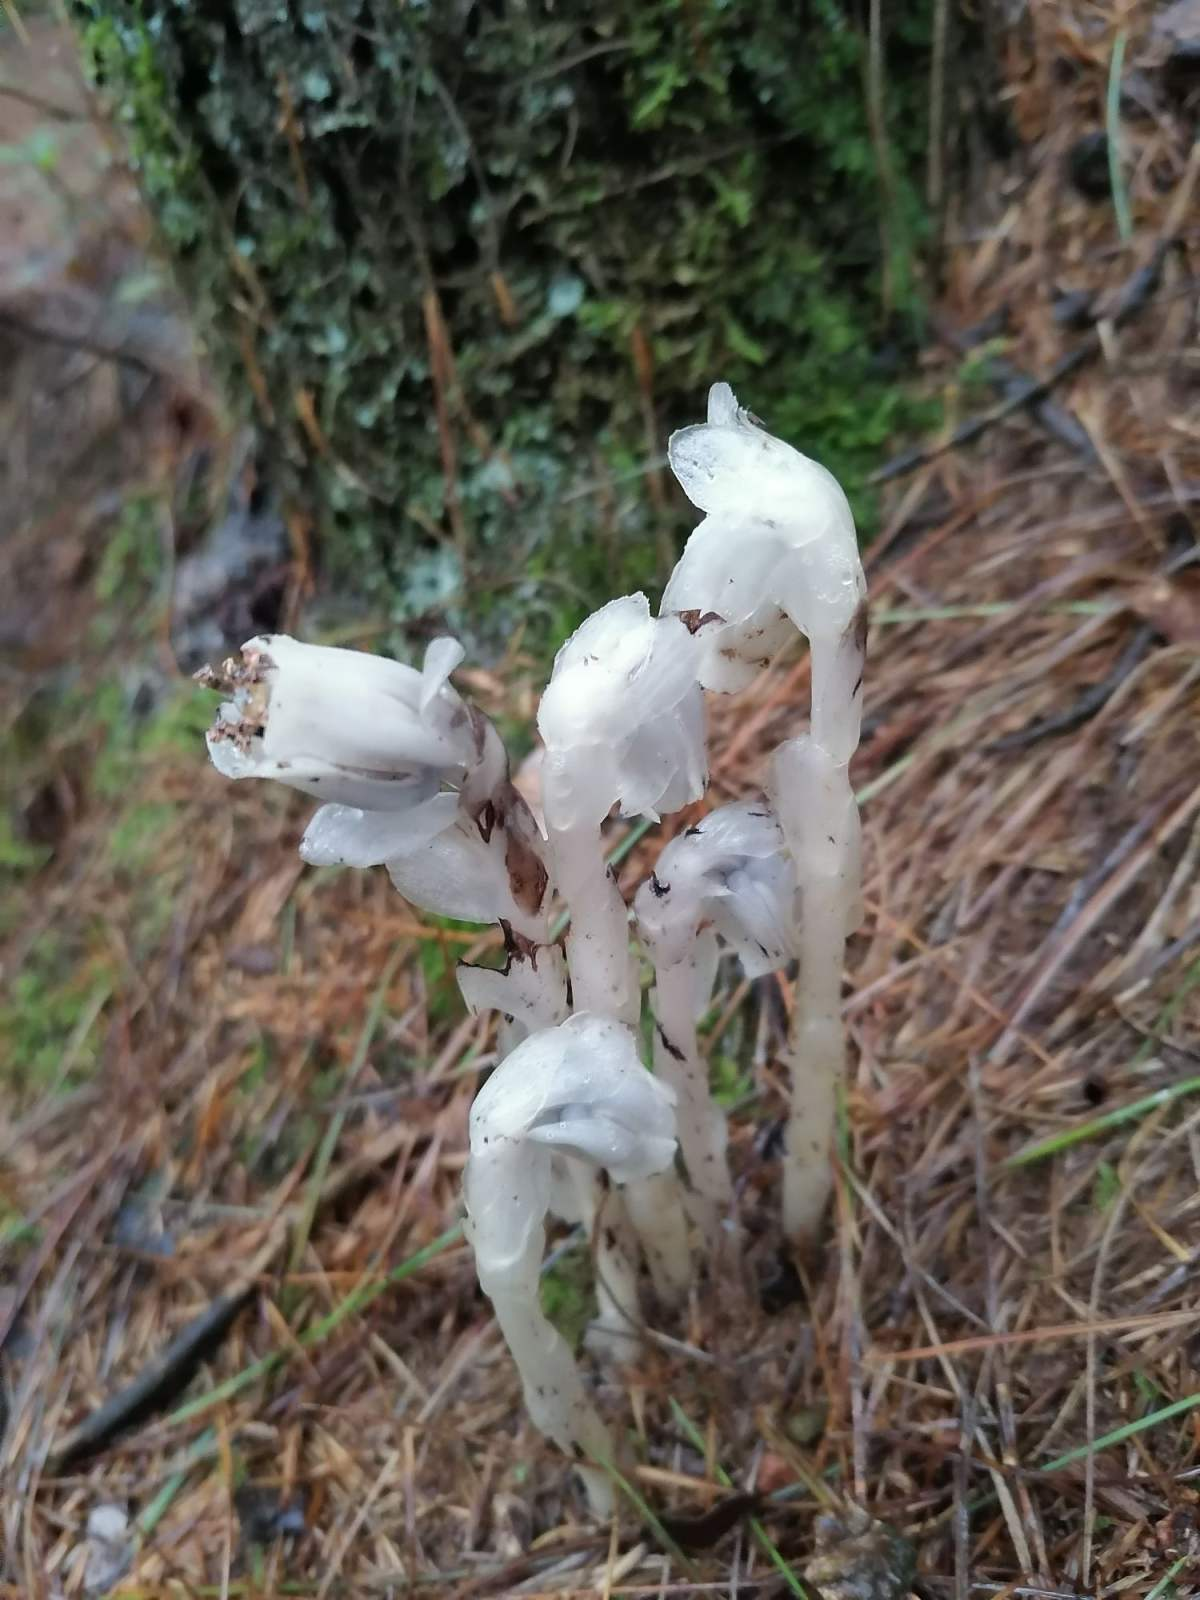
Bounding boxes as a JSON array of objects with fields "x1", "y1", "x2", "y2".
[{"x1": 467, "y1": 1014, "x2": 676, "y2": 1187}]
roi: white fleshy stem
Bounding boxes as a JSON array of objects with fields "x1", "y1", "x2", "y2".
[
  {"x1": 535, "y1": 598, "x2": 709, "y2": 1302},
  {"x1": 621, "y1": 1169, "x2": 693, "y2": 1305},
  {"x1": 659, "y1": 383, "x2": 868, "y2": 1249},
  {"x1": 550, "y1": 1158, "x2": 640, "y2": 1357},
  {"x1": 541, "y1": 757, "x2": 640, "y2": 1025},
  {"x1": 769, "y1": 729, "x2": 862, "y2": 1248},
  {"x1": 649, "y1": 953, "x2": 732, "y2": 1234},
  {"x1": 537, "y1": 753, "x2": 681, "y2": 1329},
  {"x1": 540, "y1": 738, "x2": 701, "y2": 1304}
]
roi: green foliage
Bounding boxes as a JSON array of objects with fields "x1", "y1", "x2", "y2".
[
  {"x1": 540, "y1": 1243, "x2": 596, "y2": 1351},
  {"x1": 1091, "y1": 1158, "x2": 1120, "y2": 1212},
  {"x1": 73, "y1": 0, "x2": 937, "y2": 656},
  {"x1": 1, "y1": 491, "x2": 201, "y2": 1092},
  {"x1": 0, "y1": 934, "x2": 113, "y2": 1091},
  {"x1": 710, "y1": 1050, "x2": 753, "y2": 1110},
  {"x1": 92, "y1": 492, "x2": 161, "y2": 610}
]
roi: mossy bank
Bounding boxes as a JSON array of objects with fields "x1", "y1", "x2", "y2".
[{"x1": 74, "y1": 0, "x2": 938, "y2": 653}]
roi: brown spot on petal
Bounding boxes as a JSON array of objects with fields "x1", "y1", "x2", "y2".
[
  {"x1": 475, "y1": 799, "x2": 496, "y2": 844},
  {"x1": 850, "y1": 596, "x2": 869, "y2": 659},
  {"x1": 675, "y1": 607, "x2": 725, "y2": 635},
  {"x1": 505, "y1": 831, "x2": 549, "y2": 919},
  {"x1": 498, "y1": 920, "x2": 539, "y2": 966}
]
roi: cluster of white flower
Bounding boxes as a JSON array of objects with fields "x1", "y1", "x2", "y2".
[{"x1": 201, "y1": 383, "x2": 866, "y2": 1511}]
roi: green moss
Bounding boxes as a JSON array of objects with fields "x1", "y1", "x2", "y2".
[{"x1": 72, "y1": 0, "x2": 939, "y2": 657}]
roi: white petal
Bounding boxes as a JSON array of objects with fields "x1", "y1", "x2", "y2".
[
  {"x1": 386, "y1": 819, "x2": 522, "y2": 926},
  {"x1": 420, "y1": 636, "x2": 466, "y2": 716},
  {"x1": 468, "y1": 1012, "x2": 678, "y2": 1182},
  {"x1": 635, "y1": 801, "x2": 798, "y2": 979},
  {"x1": 661, "y1": 517, "x2": 785, "y2": 626},
  {"x1": 540, "y1": 606, "x2": 706, "y2": 824},
  {"x1": 668, "y1": 415, "x2": 850, "y2": 528},
  {"x1": 299, "y1": 791, "x2": 459, "y2": 868},
  {"x1": 206, "y1": 729, "x2": 258, "y2": 780},
  {"x1": 706, "y1": 380, "x2": 740, "y2": 426},
  {"x1": 527, "y1": 1116, "x2": 675, "y2": 1183},
  {"x1": 457, "y1": 943, "x2": 569, "y2": 1031},
  {"x1": 298, "y1": 762, "x2": 439, "y2": 809},
  {"x1": 692, "y1": 605, "x2": 795, "y2": 693},
  {"x1": 662, "y1": 397, "x2": 863, "y2": 686},
  {"x1": 249, "y1": 635, "x2": 471, "y2": 781}
]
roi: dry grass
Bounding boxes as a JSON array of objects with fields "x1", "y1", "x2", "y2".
[{"x1": 4, "y1": 5, "x2": 1200, "y2": 1597}]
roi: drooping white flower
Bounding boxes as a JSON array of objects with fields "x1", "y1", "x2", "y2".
[
  {"x1": 535, "y1": 593, "x2": 709, "y2": 1023},
  {"x1": 635, "y1": 801, "x2": 799, "y2": 980},
  {"x1": 203, "y1": 633, "x2": 476, "y2": 861},
  {"x1": 633, "y1": 802, "x2": 799, "y2": 1224},
  {"x1": 537, "y1": 594, "x2": 707, "y2": 827},
  {"x1": 661, "y1": 383, "x2": 869, "y2": 1249},
  {"x1": 463, "y1": 1013, "x2": 676, "y2": 1508},
  {"x1": 457, "y1": 941, "x2": 569, "y2": 1035},
  {"x1": 662, "y1": 383, "x2": 867, "y2": 756}
]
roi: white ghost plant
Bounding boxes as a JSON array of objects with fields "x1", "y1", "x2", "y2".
[
  {"x1": 198, "y1": 375, "x2": 867, "y2": 1516},
  {"x1": 662, "y1": 383, "x2": 867, "y2": 1246}
]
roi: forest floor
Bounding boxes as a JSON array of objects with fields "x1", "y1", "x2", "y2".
[{"x1": 3, "y1": 9, "x2": 1200, "y2": 1600}]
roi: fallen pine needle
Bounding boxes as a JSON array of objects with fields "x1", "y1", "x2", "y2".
[{"x1": 867, "y1": 1308, "x2": 1195, "y2": 1364}]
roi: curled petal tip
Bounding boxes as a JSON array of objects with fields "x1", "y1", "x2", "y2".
[{"x1": 706, "y1": 381, "x2": 739, "y2": 425}]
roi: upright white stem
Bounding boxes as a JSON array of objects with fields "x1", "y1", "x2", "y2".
[
  {"x1": 537, "y1": 758, "x2": 691, "y2": 1322},
  {"x1": 541, "y1": 757, "x2": 640, "y2": 1025},
  {"x1": 622, "y1": 1169, "x2": 693, "y2": 1304},
  {"x1": 554, "y1": 1158, "x2": 643, "y2": 1357},
  {"x1": 662, "y1": 384, "x2": 867, "y2": 1247},
  {"x1": 769, "y1": 732, "x2": 862, "y2": 1247},
  {"x1": 537, "y1": 600, "x2": 707, "y2": 1304},
  {"x1": 650, "y1": 954, "x2": 732, "y2": 1231}
]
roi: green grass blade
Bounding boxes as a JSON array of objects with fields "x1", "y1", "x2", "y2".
[
  {"x1": 286, "y1": 948, "x2": 403, "y2": 1295},
  {"x1": 1145, "y1": 1554, "x2": 1190, "y2": 1600},
  {"x1": 595, "y1": 1455, "x2": 692, "y2": 1571},
  {"x1": 1004, "y1": 1075, "x2": 1200, "y2": 1168},
  {"x1": 872, "y1": 601, "x2": 1116, "y2": 624},
  {"x1": 298, "y1": 1221, "x2": 464, "y2": 1348},
  {"x1": 1041, "y1": 1391, "x2": 1200, "y2": 1473},
  {"x1": 1133, "y1": 956, "x2": 1200, "y2": 1067},
  {"x1": 167, "y1": 1223, "x2": 463, "y2": 1427},
  {"x1": 668, "y1": 1398, "x2": 807, "y2": 1598},
  {"x1": 1106, "y1": 30, "x2": 1133, "y2": 241}
]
